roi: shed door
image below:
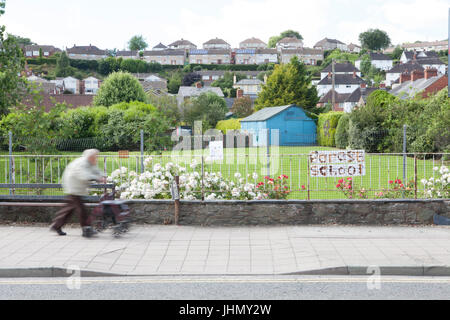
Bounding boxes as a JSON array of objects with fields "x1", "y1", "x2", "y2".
[{"x1": 285, "y1": 120, "x2": 302, "y2": 144}]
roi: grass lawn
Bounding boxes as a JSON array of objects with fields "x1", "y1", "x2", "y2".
[{"x1": 0, "y1": 146, "x2": 447, "y2": 200}]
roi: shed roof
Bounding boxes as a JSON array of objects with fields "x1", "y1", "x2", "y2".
[{"x1": 241, "y1": 105, "x2": 302, "y2": 122}]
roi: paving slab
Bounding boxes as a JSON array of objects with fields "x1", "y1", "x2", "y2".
[{"x1": 0, "y1": 225, "x2": 449, "y2": 277}]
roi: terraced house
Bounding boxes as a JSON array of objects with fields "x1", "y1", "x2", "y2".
[
  {"x1": 280, "y1": 48, "x2": 323, "y2": 65},
  {"x1": 189, "y1": 49, "x2": 231, "y2": 65},
  {"x1": 142, "y1": 49, "x2": 186, "y2": 65},
  {"x1": 66, "y1": 44, "x2": 108, "y2": 60},
  {"x1": 24, "y1": 45, "x2": 60, "y2": 58}
]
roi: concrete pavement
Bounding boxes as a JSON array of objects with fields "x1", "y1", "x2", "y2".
[{"x1": 0, "y1": 225, "x2": 450, "y2": 276}]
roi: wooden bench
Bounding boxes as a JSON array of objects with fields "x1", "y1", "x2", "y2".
[{"x1": 0, "y1": 183, "x2": 116, "y2": 204}]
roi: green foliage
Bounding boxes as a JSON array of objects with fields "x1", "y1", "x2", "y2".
[
  {"x1": 93, "y1": 71, "x2": 146, "y2": 107},
  {"x1": 58, "y1": 106, "x2": 108, "y2": 139},
  {"x1": 231, "y1": 96, "x2": 253, "y2": 118},
  {"x1": 98, "y1": 57, "x2": 122, "y2": 75},
  {"x1": 211, "y1": 72, "x2": 247, "y2": 98},
  {"x1": 55, "y1": 52, "x2": 75, "y2": 77},
  {"x1": 167, "y1": 71, "x2": 183, "y2": 94},
  {"x1": 128, "y1": 35, "x2": 148, "y2": 51},
  {"x1": 0, "y1": 27, "x2": 28, "y2": 115},
  {"x1": 216, "y1": 119, "x2": 241, "y2": 133},
  {"x1": 268, "y1": 30, "x2": 303, "y2": 48},
  {"x1": 317, "y1": 112, "x2": 344, "y2": 147},
  {"x1": 255, "y1": 56, "x2": 318, "y2": 112},
  {"x1": 388, "y1": 46, "x2": 404, "y2": 60},
  {"x1": 0, "y1": 0, "x2": 4, "y2": 15},
  {"x1": 359, "y1": 29, "x2": 391, "y2": 51},
  {"x1": 335, "y1": 113, "x2": 350, "y2": 149},
  {"x1": 359, "y1": 54, "x2": 371, "y2": 75},
  {"x1": 147, "y1": 94, "x2": 181, "y2": 126},
  {"x1": 182, "y1": 92, "x2": 228, "y2": 130},
  {"x1": 322, "y1": 49, "x2": 359, "y2": 68},
  {"x1": 8, "y1": 34, "x2": 35, "y2": 46}
]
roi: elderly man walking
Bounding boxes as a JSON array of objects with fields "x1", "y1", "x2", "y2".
[{"x1": 50, "y1": 149, "x2": 107, "y2": 238}]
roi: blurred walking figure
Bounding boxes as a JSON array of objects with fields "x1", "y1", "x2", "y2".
[{"x1": 50, "y1": 149, "x2": 106, "y2": 238}]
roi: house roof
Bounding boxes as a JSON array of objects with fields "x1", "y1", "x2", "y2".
[
  {"x1": 240, "y1": 37, "x2": 267, "y2": 46},
  {"x1": 203, "y1": 38, "x2": 230, "y2": 46},
  {"x1": 168, "y1": 39, "x2": 196, "y2": 47},
  {"x1": 143, "y1": 49, "x2": 185, "y2": 56},
  {"x1": 317, "y1": 74, "x2": 366, "y2": 85},
  {"x1": 321, "y1": 62, "x2": 360, "y2": 73},
  {"x1": 235, "y1": 48, "x2": 278, "y2": 55},
  {"x1": 21, "y1": 94, "x2": 94, "y2": 111},
  {"x1": 345, "y1": 87, "x2": 380, "y2": 103},
  {"x1": 241, "y1": 105, "x2": 303, "y2": 122},
  {"x1": 415, "y1": 57, "x2": 445, "y2": 65},
  {"x1": 24, "y1": 45, "x2": 60, "y2": 52},
  {"x1": 318, "y1": 90, "x2": 351, "y2": 104},
  {"x1": 281, "y1": 48, "x2": 323, "y2": 55},
  {"x1": 153, "y1": 43, "x2": 167, "y2": 49},
  {"x1": 368, "y1": 52, "x2": 392, "y2": 61},
  {"x1": 177, "y1": 86, "x2": 224, "y2": 97},
  {"x1": 116, "y1": 50, "x2": 138, "y2": 57},
  {"x1": 403, "y1": 50, "x2": 440, "y2": 60},
  {"x1": 314, "y1": 38, "x2": 345, "y2": 47},
  {"x1": 387, "y1": 62, "x2": 424, "y2": 74},
  {"x1": 347, "y1": 43, "x2": 361, "y2": 50},
  {"x1": 67, "y1": 45, "x2": 107, "y2": 55},
  {"x1": 189, "y1": 49, "x2": 231, "y2": 55},
  {"x1": 235, "y1": 79, "x2": 264, "y2": 86},
  {"x1": 195, "y1": 70, "x2": 261, "y2": 78},
  {"x1": 389, "y1": 75, "x2": 446, "y2": 99}
]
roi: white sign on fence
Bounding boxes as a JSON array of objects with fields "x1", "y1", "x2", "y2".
[
  {"x1": 309, "y1": 150, "x2": 366, "y2": 177},
  {"x1": 209, "y1": 141, "x2": 224, "y2": 161}
]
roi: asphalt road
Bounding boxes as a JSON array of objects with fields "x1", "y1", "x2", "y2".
[{"x1": 0, "y1": 276, "x2": 449, "y2": 300}]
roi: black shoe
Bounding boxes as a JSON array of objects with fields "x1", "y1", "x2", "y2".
[
  {"x1": 82, "y1": 227, "x2": 97, "y2": 238},
  {"x1": 50, "y1": 226, "x2": 67, "y2": 236}
]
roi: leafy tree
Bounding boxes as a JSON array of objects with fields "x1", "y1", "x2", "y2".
[
  {"x1": 128, "y1": 35, "x2": 148, "y2": 51},
  {"x1": 182, "y1": 92, "x2": 228, "y2": 130},
  {"x1": 98, "y1": 57, "x2": 122, "y2": 75},
  {"x1": 147, "y1": 94, "x2": 181, "y2": 126},
  {"x1": 211, "y1": 72, "x2": 247, "y2": 98},
  {"x1": 255, "y1": 56, "x2": 319, "y2": 112},
  {"x1": 268, "y1": 30, "x2": 303, "y2": 48},
  {"x1": 389, "y1": 46, "x2": 404, "y2": 61},
  {"x1": 359, "y1": 54, "x2": 372, "y2": 75},
  {"x1": 0, "y1": 0, "x2": 4, "y2": 15},
  {"x1": 55, "y1": 51, "x2": 75, "y2": 77},
  {"x1": 322, "y1": 49, "x2": 359, "y2": 68},
  {"x1": 0, "y1": 26, "x2": 28, "y2": 115},
  {"x1": 359, "y1": 29, "x2": 391, "y2": 51},
  {"x1": 93, "y1": 71, "x2": 147, "y2": 107},
  {"x1": 231, "y1": 96, "x2": 253, "y2": 118},
  {"x1": 182, "y1": 72, "x2": 202, "y2": 87},
  {"x1": 7, "y1": 34, "x2": 35, "y2": 46},
  {"x1": 167, "y1": 71, "x2": 183, "y2": 94}
]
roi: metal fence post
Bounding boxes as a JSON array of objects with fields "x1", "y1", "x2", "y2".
[
  {"x1": 414, "y1": 154, "x2": 417, "y2": 200},
  {"x1": 266, "y1": 129, "x2": 270, "y2": 177},
  {"x1": 8, "y1": 131, "x2": 12, "y2": 195},
  {"x1": 402, "y1": 125, "x2": 407, "y2": 198},
  {"x1": 307, "y1": 155, "x2": 311, "y2": 200},
  {"x1": 201, "y1": 155, "x2": 205, "y2": 201},
  {"x1": 140, "y1": 129, "x2": 144, "y2": 174}
]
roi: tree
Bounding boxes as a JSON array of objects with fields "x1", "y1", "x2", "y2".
[
  {"x1": 7, "y1": 34, "x2": 35, "y2": 46},
  {"x1": 182, "y1": 73, "x2": 202, "y2": 87},
  {"x1": 359, "y1": 54, "x2": 372, "y2": 75},
  {"x1": 55, "y1": 51, "x2": 74, "y2": 77},
  {"x1": 255, "y1": 56, "x2": 319, "y2": 112},
  {"x1": 389, "y1": 46, "x2": 404, "y2": 61},
  {"x1": 211, "y1": 72, "x2": 247, "y2": 98},
  {"x1": 268, "y1": 30, "x2": 303, "y2": 48},
  {"x1": 359, "y1": 29, "x2": 391, "y2": 51},
  {"x1": 93, "y1": 72, "x2": 147, "y2": 107},
  {"x1": 167, "y1": 71, "x2": 183, "y2": 94},
  {"x1": 0, "y1": 26, "x2": 27, "y2": 115},
  {"x1": 128, "y1": 35, "x2": 148, "y2": 51},
  {"x1": 231, "y1": 96, "x2": 253, "y2": 118},
  {"x1": 0, "y1": 0, "x2": 4, "y2": 15},
  {"x1": 322, "y1": 49, "x2": 359, "y2": 68},
  {"x1": 182, "y1": 92, "x2": 228, "y2": 130}
]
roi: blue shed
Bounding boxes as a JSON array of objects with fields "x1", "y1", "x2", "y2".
[{"x1": 240, "y1": 105, "x2": 317, "y2": 146}]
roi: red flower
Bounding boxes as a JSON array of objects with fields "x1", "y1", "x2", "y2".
[
  {"x1": 269, "y1": 178, "x2": 274, "y2": 182},
  {"x1": 389, "y1": 180, "x2": 394, "y2": 184},
  {"x1": 301, "y1": 185, "x2": 306, "y2": 190},
  {"x1": 264, "y1": 176, "x2": 270, "y2": 180},
  {"x1": 338, "y1": 179, "x2": 344, "y2": 184},
  {"x1": 400, "y1": 184, "x2": 404, "y2": 188},
  {"x1": 347, "y1": 177, "x2": 352, "y2": 181},
  {"x1": 283, "y1": 175, "x2": 289, "y2": 179},
  {"x1": 336, "y1": 184, "x2": 341, "y2": 188}
]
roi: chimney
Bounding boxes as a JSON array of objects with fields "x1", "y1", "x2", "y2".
[
  {"x1": 379, "y1": 83, "x2": 386, "y2": 89},
  {"x1": 400, "y1": 72, "x2": 410, "y2": 84},
  {"x1": 353, "y1": 71, "x2": 356, "y2": 78},
  {"x1": 424, "y1": 67, "x2": 438, "y2": 80},
  {"x1": 195, "y1": 82, "x2": 202, "y2": 89},
  {"x1": 236, "y1": 89, "x2": 244, "y2": 99},
  {"x1": 360, "y1": 83, "x2": 366, "y2": 89},
  {"x1": 328, "y1": 72, "x2": 332, "y2": 79},
  {"x1": 410, "y1": 70, "x2": 424, "y2": 82}
]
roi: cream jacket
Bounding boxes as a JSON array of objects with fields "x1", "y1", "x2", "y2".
[{"x1": 62, "y1": 157, "x2": 104, "y2": 196}]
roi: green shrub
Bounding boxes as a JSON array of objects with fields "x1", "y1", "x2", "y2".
[
  {"x1": 317, "y1": 112, "x2": 344, "y2": 147},
  {"x1": 216, "y1": 119, "x2": 241, "y2": 133},
  {"x1": 335, "y1": 113, "x2": 350, "y2": 149}
]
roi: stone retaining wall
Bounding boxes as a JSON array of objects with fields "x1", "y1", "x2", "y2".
[{"x1": 0, "y1": 199, "x2": 449, "y2": 226}]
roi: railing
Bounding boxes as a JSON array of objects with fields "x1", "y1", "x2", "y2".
[{"x1": 0, "y1": 153, "x2": 448, "y2": 200}]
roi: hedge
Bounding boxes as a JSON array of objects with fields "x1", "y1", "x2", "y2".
[
  {"x1": 317, "y1": 111, "x2": 344, "y2": 147},
  {"x1": 26, "y1": 58, "x2": 57, "y2": 65},
  {"x1": 188, "y1": 64, "x2": 261, "y2": 71},
  {"x1": 335, "y1": 113, "x2": 350, "y2": 149},
  {"x1": 216, "y1": 119, "x2": 242, "y2": 133}
]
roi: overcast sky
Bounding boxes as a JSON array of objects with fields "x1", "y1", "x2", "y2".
[{"x1": 1, "y1": 0, "x2": 448, "y2": 50}]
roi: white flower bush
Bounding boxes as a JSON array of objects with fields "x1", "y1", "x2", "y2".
[
  {"x1": 421, "y1": 165, "x2": 450, "y2": 199},
  {"x1": 108, "y1": 158, "x2": 267, "y2": 201}
]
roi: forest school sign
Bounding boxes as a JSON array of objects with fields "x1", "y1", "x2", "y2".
[{"x1": 309, "y1": 150, "x2": 366, "y2": 177}]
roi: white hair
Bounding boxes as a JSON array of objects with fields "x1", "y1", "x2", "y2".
[{"x1": 82, "y1": 149, "x2": 100, "y2": 159}]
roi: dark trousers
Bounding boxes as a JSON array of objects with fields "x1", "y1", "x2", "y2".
[{"x1": 52, "y1": 195, "x2": 90, "y2": 228}]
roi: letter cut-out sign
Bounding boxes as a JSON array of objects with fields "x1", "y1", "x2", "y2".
[
  {"x1": 309, "y1": 150, "x2": 366, "y2": 178},
  {"x1": 209, "y1": 141, "x2": 224, "y2": 161}
]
